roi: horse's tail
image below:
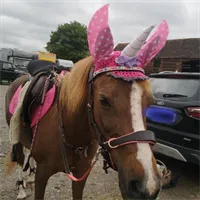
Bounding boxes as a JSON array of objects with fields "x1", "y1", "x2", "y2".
[
  {"x1": 5, "y1": 149, "x2": 17, "y2": 175},
  {"x1": 5, "y1": 143, "x2": 25, "y2": 175},
  {"x1": 5, "y1": 75, "x2": 29, "y2": 175}
]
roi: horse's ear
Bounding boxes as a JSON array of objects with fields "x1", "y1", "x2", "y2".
[
  {"x1": 136, "y1": 20, "x2": 169, "y2": 68},
  {"x1": 87, "y1": 4, "x2": 114, "y2": 61}
]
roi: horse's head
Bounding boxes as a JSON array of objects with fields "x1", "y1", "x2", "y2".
[
  {"x1": 66, "y1": 4, "x2": 168, "y2": 199},
  {"x1": 92, "y1": 75, "x2": 160, "y2": 199}
]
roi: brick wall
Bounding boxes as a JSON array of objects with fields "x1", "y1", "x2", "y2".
[{"x1": 144, "y1": 58, "x2": 198, "y2": 75}]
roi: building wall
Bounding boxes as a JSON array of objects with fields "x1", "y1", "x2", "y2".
[
  {"x1": 145, "y1": 61, "x2": 154, "y2": 76},
  {"x1": 160, "y1": 58, "x2": 181, "y2": 72},
  {"x1": 145, "y1": 58, "x2": 198, "y2": 75}
]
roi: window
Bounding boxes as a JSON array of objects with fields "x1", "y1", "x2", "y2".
[
  {"x1": 150, "y1": 78, "x2": 200, "y2": 100},
  {"x1": 13, "y1": 58, "x2": 30, "y2": 67},
  {"x1": 8, "y1": 57, "x2": 30, "y2": 68},
  {"x1": 0, "y1": 62, "x2": 13, "y2": 70}
]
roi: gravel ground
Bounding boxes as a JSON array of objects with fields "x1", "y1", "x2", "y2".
[{"x1": 0, "y1": 84, "x2": 199, "y2": 200}]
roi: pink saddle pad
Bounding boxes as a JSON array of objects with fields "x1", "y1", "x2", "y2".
[{"x1": 9, "y1": 84, "x2": 56, "y2": 127}]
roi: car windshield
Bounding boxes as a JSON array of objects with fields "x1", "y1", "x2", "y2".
[{"x1": 150, "y1": 77, "x2": 200, "y2": 100}]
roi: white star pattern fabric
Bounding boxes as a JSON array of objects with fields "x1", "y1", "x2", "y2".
[
  {"x1": 136, "y1": 20, "x2": 169, "y2": 67},
  {"x1": 87, "y1": 4, "x2": 114, "y2": 62},
  {"x1": 87, "y1": 4, "x2": 169, "y2": 81}
]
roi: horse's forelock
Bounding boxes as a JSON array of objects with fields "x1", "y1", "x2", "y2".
[
  {"x1": 136, "y1": 79, "x2": 154, "y2": 104},
  {"x1": 59, "y1": 56, "x2": 93, "y2": 117}
]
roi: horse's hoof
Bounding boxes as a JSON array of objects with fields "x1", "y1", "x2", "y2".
[
  {"x1": 17, "y1": 194, "x2": 26, "y2": 199},
  {"x1": 17, "y1": 197, "x2": 26, "y2": 200},
  {"x1": 17, "y1": 187, "x2": 27, "y2": 199},
  {"x1": 17, "y1": 192, "x2": 26, "y2": 200}
]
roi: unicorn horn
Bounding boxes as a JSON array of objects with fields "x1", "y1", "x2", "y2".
[{"x1": 121, "y1": 25, "x2": 155, "y2": 57}]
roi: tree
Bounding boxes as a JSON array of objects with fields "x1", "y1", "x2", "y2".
[{"x1": 45, "y1": 21, "x2": 89, "y2": 63}]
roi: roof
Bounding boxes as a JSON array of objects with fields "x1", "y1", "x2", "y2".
[
  {"x1": 150, "y1": 72, "x2": 200, "y2": 77},
  {"x1": 114, "y1": 38, "x2": 200, "y2": 59}
]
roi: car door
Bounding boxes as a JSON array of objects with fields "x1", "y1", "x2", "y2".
[
  {"x1": 0, "y1": 62, "x2": 15, "y2": 82},
  {"x1": 0, "y1": 61, "x2": 5, "y2": 81}
]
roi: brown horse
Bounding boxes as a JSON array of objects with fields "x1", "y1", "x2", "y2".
[
  {"x1": 6, "y1": 55, "x2": 161, "y2": 199},
  {"x1": 5, "y1": 4, "x2": 170, "y2": 199}
]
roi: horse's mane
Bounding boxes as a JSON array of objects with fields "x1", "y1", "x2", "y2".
[
  {"x1": 59, "y1": 56, "x2": 93, "y2": 116},
  {"x1": 59, "y1": 55, "x2": 153, "y2": 118}
]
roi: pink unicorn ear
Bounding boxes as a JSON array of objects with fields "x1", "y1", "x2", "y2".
[
  {"x1": 136, "y1": 20, "x2": 169, "y2": 68},
  {"x1": 87, "y1": 4, "x2": 114, "y2": 61}
]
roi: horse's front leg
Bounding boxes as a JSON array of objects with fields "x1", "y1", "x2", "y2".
[
  {"x1": 34, "y1": 161, "x2": 53, "y2": 200},
  {"x1": 71, "y1": 160, "x2": 91, "y2": 200},
  {"x1": 72, "y1": 142, "x2": 98, "y2": 200},
  {"x1": 72, "y1": 178, "x2": 88, "y2": 200}
]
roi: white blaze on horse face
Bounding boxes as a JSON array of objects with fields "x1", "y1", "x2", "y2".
[{"x1": 130, "y1": 82, "x2": 156, "y2": 196}]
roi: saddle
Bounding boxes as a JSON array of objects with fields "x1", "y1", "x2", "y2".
[
  {"x1": 27, "y1": 60, "x2": 65, "y2": 76},
  {"x1": 21, "y1": 60, "x2": 60, "y2": 125}
]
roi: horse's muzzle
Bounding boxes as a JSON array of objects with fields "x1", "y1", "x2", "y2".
[{"x1": 127, "y1": 179, "x2": 161, "y2": 200}]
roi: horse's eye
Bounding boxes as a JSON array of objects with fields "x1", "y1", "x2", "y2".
[{"x1": 100, "y1": 95, "x2": 110, "y2": 107}]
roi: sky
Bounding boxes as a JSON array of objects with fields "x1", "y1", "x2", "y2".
[{"x1": 0, "y1": 0, "x2": 199, "y2": 53}]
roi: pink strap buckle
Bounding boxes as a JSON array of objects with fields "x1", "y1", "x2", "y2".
[{"x1": 106, "y1": 138, "x2": 118, "y2": 149}]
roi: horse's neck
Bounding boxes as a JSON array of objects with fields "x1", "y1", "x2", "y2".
[{"x1": 61, "y1": 104, "x2": 92, "y2": 146}]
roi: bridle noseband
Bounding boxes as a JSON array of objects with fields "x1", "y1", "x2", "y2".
[{"x1": 87, "y1": 66, "x2": 156, "y2": 172}]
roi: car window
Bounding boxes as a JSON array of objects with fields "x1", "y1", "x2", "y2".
[
  {"x1": 12, "y1": 58, "x2": 30, "y2": 68},
  {"x1": 0, "y1": 62, "x2": 13, "y2": 70},
  {"x1": 150, "y1": 78, "x2": 200, "y2": 99}
]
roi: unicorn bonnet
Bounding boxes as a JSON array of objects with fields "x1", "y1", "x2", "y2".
[{"x1": 87, "y1": 4, "x2": 169, "y2": 80}]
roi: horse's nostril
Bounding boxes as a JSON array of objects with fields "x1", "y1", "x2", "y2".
[
  {"x1": 128, "y1": 180, "x2": 160, "y2": 199},
  {"x1": 128, "y1": 180, "x2": 142, "y2": 194},
  {"x1": 149, "y1": 189, "x2": 160, "y2": 199}
]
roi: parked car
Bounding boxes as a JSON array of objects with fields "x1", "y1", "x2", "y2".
[
  {"x1": 56, "y1": 59, "x2": 74, "y2": 70},
  {"x1": 146, "y1": 72, "x2": 200, "y2": 165},
  {"x1": 0, "y1": 60, "x2": 26, "y2": 83}
]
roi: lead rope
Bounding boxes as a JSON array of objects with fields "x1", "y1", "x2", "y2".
[
  {"x1": 59, "y1": 119, "x2": 101, "y2": 181},
  {"x1": 67, "y1": 150, "x2": 101, "y2": 182}
]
